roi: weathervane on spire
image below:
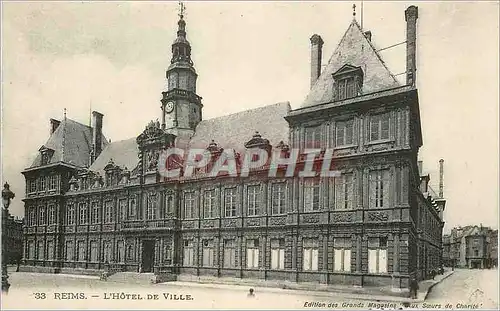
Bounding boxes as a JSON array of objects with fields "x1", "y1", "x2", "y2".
[
  {"x1": 178, "y1": 1, "x2": 186, "y2": 19},
  {"x1": 352, "y1": 3, "x2": 356, "y2": 18}
]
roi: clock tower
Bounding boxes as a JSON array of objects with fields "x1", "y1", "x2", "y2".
[{"x1": 161, "y1": 4, "x2": 202, "y2": 141}]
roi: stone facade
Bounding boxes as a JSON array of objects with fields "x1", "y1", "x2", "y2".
[
  {"x1": 443, "y1": 226, "x2": 497, "y2": 269},
  {"x1": 21, "y1": 4, "x2": 444, "y2": 288}
]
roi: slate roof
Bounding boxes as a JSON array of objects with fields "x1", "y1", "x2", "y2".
[
  {"x1": 188, "y1": 102, "x2": 291, "y2": 152},
  {"x1": 301, "y1": 19, "x2": 400, "y2": 108},
  {"x1": 30, "y1": 118, "x2": 108, "y2": 168},
  {"x1": 86, "y1": 102, "x2": 291, "y2": 175},
  {"x1": 89, "y1": 138, "x2": 139, "y2": 175}
]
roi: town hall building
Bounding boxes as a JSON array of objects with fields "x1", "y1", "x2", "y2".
[{"x1": 21, "y1": 4, "x2": 445, "y2": 289}]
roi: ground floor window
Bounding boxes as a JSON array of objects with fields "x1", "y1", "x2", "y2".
[
  {"x1": 103, "y1": 241, "x2": 112, "y2": 263},
  {"x1": 246, "y1": 239, "x2": 259, "y2": 268},
  {"x1": 202, "y1": 240, "x2": 215, "y2": 267},
  {"x1": 183, "y1": 240, "x2": 195, "y2": 266},
  {"x1": 368, "y1": 237, "x2": 388, "y2": 274},
  {"x1": 303, "y1": 238, "x2": 319, "y2": 271},
  {"x1": 47, "y1": 241, "x2": 54, "y2": 260},
  {"x1": 223, "y1": 240, "x2": 236, "y2": 268},
  {"x1": 37, "y1": 240, "x2": 44, "y2": 260},
  {"x1": 90, "y1": 241, "x2": 99, "y2": 262},
  {"x1": 270, "y1": 239, "x2": 285, "y2": 270},
  {"x1": 116, "y1": 240, "x2": 125, "y2": 263},
  {"x1": 333, "y1": 237, "x2": 351, "y2": 272},
  {"x1": 77, "y1": 240, "x2": 86, "y2": 261},
  {"x1": 65, "y1": 241, "x2": 74, "y2": 261},
  {"x1": 127, "y1": 244, "x2": 135, "y2": 261}
]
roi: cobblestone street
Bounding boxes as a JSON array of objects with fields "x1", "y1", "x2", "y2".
[
  {"x1": 1, "y1": 269, "x2": 498, "y2": 309},
  {"x1": 425, "y1": 268, "x2": 498, "y2": 309}
]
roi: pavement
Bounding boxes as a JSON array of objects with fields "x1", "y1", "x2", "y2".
[{"x1": 165, "y1": 269, "x2": 455, "y2": 303}]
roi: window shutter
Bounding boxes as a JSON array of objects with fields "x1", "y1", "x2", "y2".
[{"x1": 344, "y1": 249, "x2": 351, "y2": 272}]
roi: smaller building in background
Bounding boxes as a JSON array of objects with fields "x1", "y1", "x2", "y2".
[
  {"x1": 2, "y1": 215, "x2": 24, "y2": 265},
  {"x1": 443, "y1": 225, "x2": 498, "y2": 269}
]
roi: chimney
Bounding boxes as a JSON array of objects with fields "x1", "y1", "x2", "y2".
[
  {"x1": 310, "y1": 34, "x2": 324, "y2": 89},
  {"x1": 439, "y1": 159, "x2": 444, "y2": 198},
  {"x1": 364, "y1": 31, "x2": 372, "y2": 42},
  {"x1": 50, "y1": 118, "x2": 61, "y2": 135},
  {"x1": 405, "y1": 5, "x2": 418, "y2": 86},
  {"x1": 417, "y1": 160, "x2": 423, "y2": 175},
  {"x1": 91, "y1": 111, "x2": 104, "y2": 162}
]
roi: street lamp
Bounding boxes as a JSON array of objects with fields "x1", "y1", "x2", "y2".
[{"x1": 2, "y1": 182, "x2": 15, "y2": 293}]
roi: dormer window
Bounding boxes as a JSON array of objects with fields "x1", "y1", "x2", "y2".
[
  {"x1": 39, "y1": 146, "x2": 54, "y2": 166},
  {"x1": 332, "y1": 64, "x2": 364, "y2": 101}
]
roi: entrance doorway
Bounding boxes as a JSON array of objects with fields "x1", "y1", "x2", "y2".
[{"x1": 141, "y1": 240, "x2": 155, "y2": 273}]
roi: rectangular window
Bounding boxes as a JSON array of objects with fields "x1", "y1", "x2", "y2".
[
  {"x1": 369, "y1": 170, "x2": 391, "y2": 208},
  {"x1": 247, "y1": 185, "x2": 260, "y2": 216},
  {"x1": 29, "y1": 207, "x2": 36, "y2": 226},
  {"x1": 28, "y1": 241, "x2": 35, "y2": 259},
  {"x1": 118, "y1": 199, "x2": 127, "y2": 221},
  {"x1": 202, "y1": 240, "x2": 215, "y2": 267},
  {"x1": 65, "y1": 241, "x2": 74, "y2": 261},
  {"x1": 336, "y1": 77, "x2": 357, "y2": 100},
  {"x1": 126, "y1": 243, "x2": 134, "y2": 261},
  {"x1": 223, "y1": 240, "x2": 236, "y2": 268},
  {"x1": 91, "y1": 201, "x2": 101, "y2": 224},
  {"x1": 116, "y1": 240, "x2": 125, "y2": 262},
  {"x1": 368, "y1": 237, "x2": 388, "y2": 274},
  {"x1": 246, "y1": 239, "x2": 259, "y2": 269},
  {"x1": 335, "y1": 174, "x2": 355, "y2": 210},
  {"x1": 370, "y1": 113, "x2": 390, "y2": 141},
  {"x1": 29, "y1": 179, "x2": 37, "y2": 193},
  {"x1": 333, "y1": 238, "x2": 352, "y2": 272},
  {"x1": 39, "y1": 176, "x2": 46, "y2": 192},
  {"x1": 271, "y1": 183, "x2": 286, "y2": 215},
  {"x1": 304, "y1": 178, "x2": 320, "y2": 212},
  {"x1": 37, "y1": 240, "x2": 44, "y2": 260},
  {"x1": 184, "y1": 192, "x2": 196, "y2": 219},
  {"x1": 335, "y1": 119, "x2": 355, "y2": 146},
  {"x1": 104, "y1": 201, "x2": 114, "y2": 223},
  {"x1": 183, "y1": 240, "x2": 195, "y2": 266},
  {"x1": 303, "y1": 238, "x2": 319, "y2": 271},
  {"x1": 38, "y1": 206, "x2": 46, "y2": 226},
  {"x1": 48, "y1": 204, "x2": 56, "y2": 225},
  {"x1": 146, "y1": 193, "x2": 157, "y2": 220},
  {"x1": 128, "y1": 196, "x2": 137, "y2": 220},
  {"x1": 270, "y1": 239, "x2": 285, "y2": 270},
  {"x1": 203, "y1": 190, "x2": 216, "y2": 219},
  {"x1": 48, "y1": 175, "x2": 58, "y2": 190},
  {"x1": 78, "y1": 202, "x2": 88, "y2": 225},
  {"x1": 77, "y1": 240, "x2": 86, "y2": 261},
  {"x1": 224, "y1": 187, "x2": 237, "y2": 217},
  {"x1": 90, "y1": 241, "x2": 99, "y2": 262},
  {"x1": 103, "y1": 241, "x2": 112, "y2": 263},
  {"x1": 47, "y1": 241, "x2": 54, "y2": 260},
  {"x1": 66, "y1": 204, "x2": 75, "y2": 225},
  {"x1": 165, "y1": 193, "x2": 174, "y2": 217},
  {"x1": 305, "y1": 125, "x2": 321, "y2": 149}
]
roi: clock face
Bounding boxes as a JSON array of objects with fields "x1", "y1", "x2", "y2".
[{"x1": 165, "y1": 101, "x2": 175, "y2": 113}]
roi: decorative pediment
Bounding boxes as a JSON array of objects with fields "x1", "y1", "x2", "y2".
[
  {"x1": 332, "y1": 64, "x2": 364, "y2": 79},
  {"x1": 104, "y1": 158, "x2": 120, "y2": 172},
  {"x1": 38, "y1": 145, "x2": 55, "y2": 166},
  {"x1": 245, "y1": 131, "x2": 271, "y2": 150},
  {"x1": 276, "y1": 140, "x2": 290, "y2": 152},
  {"x1": 207, "y1": 140, "x2": 223, "y2": 155},
  {"x1": 136, "y1": 119, "x2": 176, "y2": 148}
]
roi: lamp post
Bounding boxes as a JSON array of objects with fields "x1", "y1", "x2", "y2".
[{"x1": 2, "y1": 182, "x2": 15, "y2": 293}]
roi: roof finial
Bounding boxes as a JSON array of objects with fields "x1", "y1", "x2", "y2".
[
  {"x1": 352, "y1": 3, "x2": 356, "y2": 19},
  {"x1": 64, "y1": 107, "x2": 67, "y2": 119},
  {"x1": 178, "y1": 1, "x2": 185, "y2": 19}
]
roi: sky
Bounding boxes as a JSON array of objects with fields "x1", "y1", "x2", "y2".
[{"x1": 1, "y1": 1, "x2": 498, "y2": 233}]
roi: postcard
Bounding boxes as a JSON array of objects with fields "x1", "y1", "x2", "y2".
[{"x1": 1, "y1": 1, "x2": 498, "y2": 310}]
